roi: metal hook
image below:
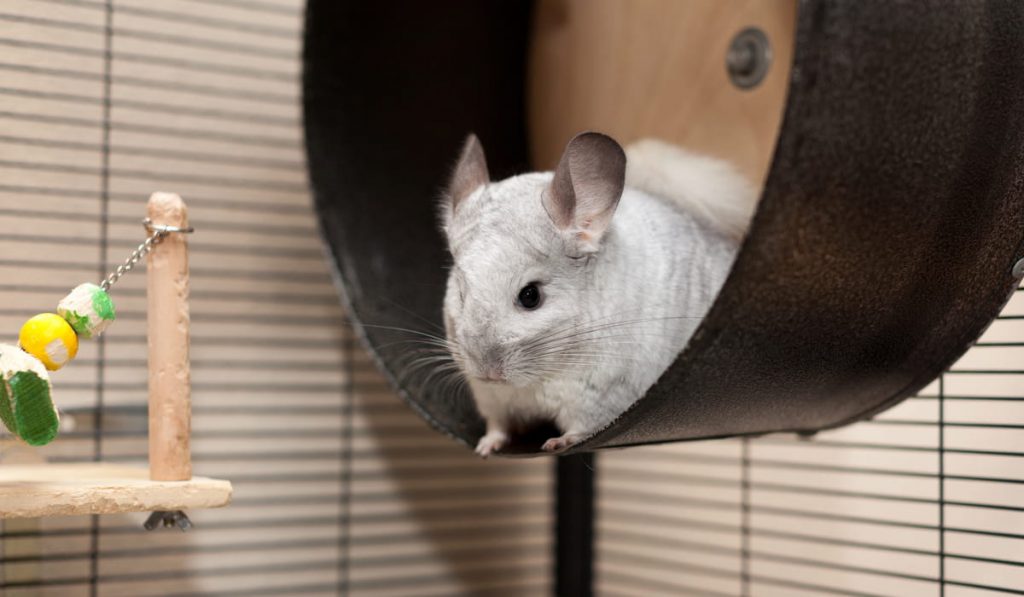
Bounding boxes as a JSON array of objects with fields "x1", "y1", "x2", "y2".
[
  {"x1": 98, "y1": 219, "x2": 196, "y2": 291},
  {"x1": 143, "y1": 218, "x2": 195, "y2": 235}
]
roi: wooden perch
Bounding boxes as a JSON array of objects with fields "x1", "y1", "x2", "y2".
[
  {"x1": 0, "y1": 463, "x2": 230, "y2": 518},
  {"x1": 0, "y1": 192, "x2": 231, "y2": 519},
  {"x1": 147, "y1": 192, "x2": 192, "y2": 481}
]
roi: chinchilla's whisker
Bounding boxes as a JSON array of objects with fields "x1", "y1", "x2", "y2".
[
  {"x1": 521, "y1": 315, "x2": 698, "y2": 352},
  {"x1": 532, "y1": 366, "x2": 588, "y2": 376},
  {"x1": 440, "y1": 373, "x2": 468, "y2": 394},
  {"x1": 556, "y1": 316, "x2": 695, "y2": 338},
  {"x1": 389, "y1": 344, "x2": 446, "y2": 357},
  {"x1": 439, "y1": 372, "x2": 469, "y2": 398},
  {"x1": 531, "y1": 341, "x2": 638, "y2": 354},
  {"x1": 526, "y1": 347, "x2": 653, "y2": 360},
  {"x1": 516, "y1": 312, "x2": 641, "y2": 351},
  {"x1": 416, "y1": 367, "x2": 460, "y2": 384},
  {"x1": 531, "y1": 340, "x2": 672, "y2": 361},
  {"x1": 396, "y1": 361, "x2": 437, "y2": 385},
  {"x1": 409, "y1": 355, "x2": 463, "y2": 388},
  {"x1": 423, "y1": 365, "x2": 459, "y2": 391},
  {"x1": 377, "y1": 337, "x2": 452, "y2": 350},
  {"x1": 364, "y1": 324, "x2": 464, "y2": 377},
  {"x1": 359, "y1": 323, "x2": 450, "y2": 342},
  {"x1": 533, "y1": 363, "x2": 601, "y2": 371},
  {"x1": 536, "y1": 353, "x2": 650, "y2": 364},
  {"x1": 347, "y1": 318, "x2": 453, "y2": 351},
  {"x1": 377, "y1": 296, "x2": 446, "y2": 333},
  {"x1": 411, "y1": 354, "x2": 460, "y2": 369},
  {"x1": 527, "y1": 335, "x2": 657, "y2": 357},
  {"x1": 526, "y1": 308, "x2": 675, "y2": 341},
  {"x1": 390, "y1": 347, "x2": 452, "y2": 370},
  {"x1": 532, "y1": 357, "x2": 648, "y2": 369},
  {"x1": 525, "y1": 311, "x2": 701, "y2": 344},
  {"x1": 406, "y1": 357, "x2": 460, "y2": 371},
  {"x1": 397, "y1": 350, "x2": 460, "y2": 382},
  {"x1": 533, "y1": 325, "x2": 683, "y2": 349}
]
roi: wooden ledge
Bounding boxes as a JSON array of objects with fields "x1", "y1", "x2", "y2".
[{"x1": 0, "y1": 463, "x2": 231, "y2": 519}]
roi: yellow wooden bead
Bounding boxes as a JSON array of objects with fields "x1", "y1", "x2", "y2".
[{"x1": 19, "y1": 313, "x2": 78, "y2": 371}]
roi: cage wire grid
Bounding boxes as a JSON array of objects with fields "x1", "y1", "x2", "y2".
[
  {"x1": 0, "y1": 0, "x2": 1021, "y2": 596},
  {"x1": 595, "y1": 290, "x2": 1024, "y2": 596},
  {"x1": 0, "y1": 0, "x2": 552, "y2": 595}
]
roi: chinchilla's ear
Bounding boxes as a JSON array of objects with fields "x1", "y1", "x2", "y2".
[
  {"x1": 543, "y1": 131, "x2": 626, "y2": 252},
  {"x1": 445, "y1": 133, "x2": 490, "y2": 219}
]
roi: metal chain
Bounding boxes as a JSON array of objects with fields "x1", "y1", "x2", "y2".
[{"x1": 99, "y1": 218, "x2": 194, "y2": 292}]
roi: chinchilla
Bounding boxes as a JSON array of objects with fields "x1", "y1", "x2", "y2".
[{"x1": 439, "y1": 132, "x2": 755, "y2": 456}]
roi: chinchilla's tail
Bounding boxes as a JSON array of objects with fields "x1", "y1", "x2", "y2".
[{"x1": 624, "y1": 138, "x2": 758, "y2": 242}]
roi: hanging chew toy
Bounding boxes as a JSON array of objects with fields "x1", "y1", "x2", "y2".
[{"x1": 0, "y1": 218, "x2": 193, "y2": 446}]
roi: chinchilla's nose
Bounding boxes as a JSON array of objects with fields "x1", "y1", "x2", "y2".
[{"x1": 475, "y1": 345, "x2": 506, "y2": 382}]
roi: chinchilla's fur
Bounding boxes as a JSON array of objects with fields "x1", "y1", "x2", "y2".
[{"x1": 440, "y1": 132, "x2": 755, "y2": 456}]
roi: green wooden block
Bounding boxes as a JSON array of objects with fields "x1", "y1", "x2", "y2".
[
  {"x1": 10, "y1": 371, "x2": 58, "y2": 446},
  {"x1": 0, "y1": 344, "x2": 59, "y2": 446}
]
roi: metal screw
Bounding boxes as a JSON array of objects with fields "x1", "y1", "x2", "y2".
[
  {"x1": 1013, "y1": 257, "x2": 1024, "y2": 279},
  {"x1": 727, "y1": 27, "x2": 772, "y2": 90}
]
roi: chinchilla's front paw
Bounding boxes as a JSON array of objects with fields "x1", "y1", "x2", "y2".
[
  {"x1": 541, "y1": 432, "x2": 584, "y2": 454},
  {"x1": 475, "y1": 430, "x2": 508, "y2": 458}
]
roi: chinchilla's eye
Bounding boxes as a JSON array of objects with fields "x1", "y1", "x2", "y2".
[{"x1": 517, "y1": 283, "x2": 542, "y2": 310}]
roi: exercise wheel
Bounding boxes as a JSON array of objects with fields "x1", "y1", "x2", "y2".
[{"x1": 303, "y1": 1, "x2": 1024, "y2": 455}]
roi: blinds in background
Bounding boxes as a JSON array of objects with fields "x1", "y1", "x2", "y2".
[
  {"x1": 0, "y1": 1, "x2": 553, "y2": 595},
  {"x1": 597, "y1": 287, "x2": 1024, "y2": 597},
  {"x1": 6, "y1": 1, "x2": 1022, "y2": 596}
]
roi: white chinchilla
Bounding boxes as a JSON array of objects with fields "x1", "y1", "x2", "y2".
[{"x1": 440, "y1": 132, "x2": 756, "y2": 456}]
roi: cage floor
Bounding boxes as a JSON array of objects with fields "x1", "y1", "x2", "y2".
[{"x1": 0, "y1": 463, "x2": 232, "y2": 519}]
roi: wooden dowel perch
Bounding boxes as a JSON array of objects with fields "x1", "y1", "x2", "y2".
[{"x1": 147, "y1": 192, "x2": 191, "y2": 481}]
